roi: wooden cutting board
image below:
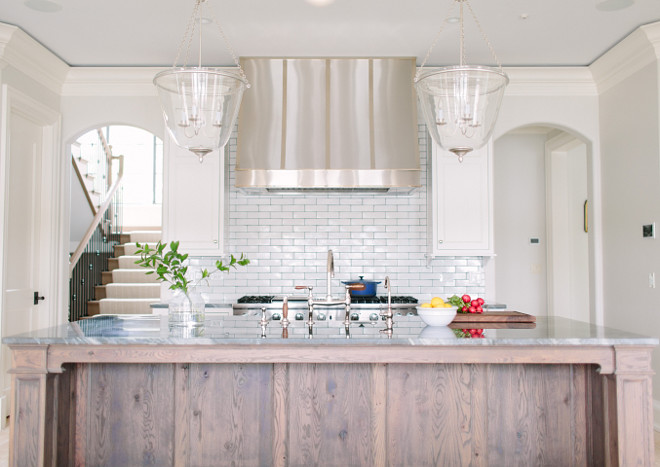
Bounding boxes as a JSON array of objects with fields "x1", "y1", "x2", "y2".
[{"x1": 451, "y1": 311, "x2": 536, "y2": 323}]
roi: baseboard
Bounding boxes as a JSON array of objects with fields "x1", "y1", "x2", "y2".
[{"x1": 654, "y1": 399, "x2": 660, "y2": 431}]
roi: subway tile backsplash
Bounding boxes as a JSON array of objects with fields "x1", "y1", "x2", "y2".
[{"x1": 191, "y1": 125, "x2": 486, "y2": 303}]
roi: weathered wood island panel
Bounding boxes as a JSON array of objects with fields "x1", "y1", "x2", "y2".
[{"x1": 5, "y1": 315, "x2": 657, "y2": 466}]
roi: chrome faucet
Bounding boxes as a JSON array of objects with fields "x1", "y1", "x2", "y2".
[
  {"x1": 326, "y1": 249, "x2": 334, "y2": 301},
  {"x1": 381, "y1": 276, "x2": 394, "y2": 336}
]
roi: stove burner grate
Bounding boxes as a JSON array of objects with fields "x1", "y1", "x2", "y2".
[
  {"x1": 237, "y1": 296, "x2": 275, "y2": 304},
  {"x1": 236, "y1": 295, "x2": 418, "y2": 305}
]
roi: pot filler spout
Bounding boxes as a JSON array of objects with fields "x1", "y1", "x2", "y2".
[{"x1": 235, "y1": 57, "x2": 421, "y2": 193}]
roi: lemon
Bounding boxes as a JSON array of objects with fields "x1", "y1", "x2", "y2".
[
  {"x1": 431, "y1": 297, "x2": 444, "y2": 308},
  {"x1": 443, "y1": 303, "x2": 453, "y2": 308},
  {"x1": 420, "y1": 303, "x2": 432, "y2": 308}
]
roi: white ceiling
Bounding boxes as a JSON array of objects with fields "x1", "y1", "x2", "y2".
[{"x1": 1, "y1": 0, "x2": 659, "y2": 68}]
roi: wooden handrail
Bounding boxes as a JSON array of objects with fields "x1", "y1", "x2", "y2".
[
  {"x1": 69, "y1": 155, "x2": 124, "y2": 276},
  {"x1": 97, "y1": 129, "x2": 114, "y2": 188},
  {"x1": 71, "y1": 156, "x2": 99, "y2": 215}
]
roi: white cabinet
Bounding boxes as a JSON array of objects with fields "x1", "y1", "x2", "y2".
[
  {"x1": 163, "y1": 137, "x2": 227, "y2": 255},
  {"x1": 429, "y1": 141, "x2": 493, "y2": 256}
]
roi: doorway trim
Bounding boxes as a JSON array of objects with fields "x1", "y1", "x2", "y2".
[
  {"x1": 545, "y1": 131, "x2": 592, "y2": 323},
  {"x1": 0, "y1": 84, "x2": 62, "y2": 422},
  {"x1": 490, "y1": 124, "x2": 603, "y2": 326}
]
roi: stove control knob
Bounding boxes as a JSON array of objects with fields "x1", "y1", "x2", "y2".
[
  {"x1": 394, "y1": 312, "x2": 402, "y2": 317},
  {"x1": 271, "y1": 313, "x2": 281, "y2": 321},
  {"x1": 369, "y1": 313, "x2": 379, "y2": 321},
  {"x1": 406, "y1": 311, "x2": 415, "y2": 317},
  {"x1": 317, "y1": 313, "x2": 326, "y2": 321},
  {"x1": 350, "y1": 313, "x2": 360, "y2": 321},
  {"x1": 295, "y1": 313, "x2": 304, "y2": 321}
]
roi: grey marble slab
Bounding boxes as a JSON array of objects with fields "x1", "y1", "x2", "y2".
[{"x1": 3, "y1": 315, "x2": 657, "y2": 347}]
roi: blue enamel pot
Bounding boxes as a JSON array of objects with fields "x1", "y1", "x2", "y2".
[{"x1": 341, "y1": 276, "x2": 381, "y2": 296}]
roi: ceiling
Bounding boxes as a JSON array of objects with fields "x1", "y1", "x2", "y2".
[{"x1": 0, "y1": 0, "x2": 659, "y2": 68}]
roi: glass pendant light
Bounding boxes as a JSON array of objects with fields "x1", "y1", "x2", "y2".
[
  {"x1": 415, "y1": 0, "x2": 508, "y2": 162},
  {"x1": 154, "y1": 0, "x2": 250, "y2": 162}
]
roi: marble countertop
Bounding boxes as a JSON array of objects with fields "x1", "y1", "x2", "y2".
[{"x1": 3, "y1": 315, "x2": 657, "y2": 347}]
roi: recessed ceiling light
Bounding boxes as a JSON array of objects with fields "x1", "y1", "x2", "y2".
[
  {"x1": 305, "y1": 0, "x2": 336, "y2": 6},
  {"x1": 23, "y1": 0, "x2": 62, "y2": 13},
  {"x1": 445, "y1": 16, "x2": 460, "y2": 24},
  {"x1": 595, "y1": 0, "x2": 634, "y2": 11},
  {"x1": 519, "y1": 13, "x2": 529, "y2": 20},
  {"x1": 201, "y1": 17, "x2": 212, "y2": 25}
]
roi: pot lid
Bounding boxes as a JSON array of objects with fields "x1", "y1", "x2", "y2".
[{"x1": 341, "y1": 276, "x2": 381, "y2": 284}]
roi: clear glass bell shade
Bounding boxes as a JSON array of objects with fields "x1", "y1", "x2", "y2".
[
  {"x1": 416, "y1": 66, "x2": 508, "y2": 161},
  {"x1": 154, "y1": 67, "x2": 247, "y2": 162}
]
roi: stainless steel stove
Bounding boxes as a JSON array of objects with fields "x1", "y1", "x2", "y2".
[{"x1": 233, "y1": 295, "x2": 418, "y2": 323}]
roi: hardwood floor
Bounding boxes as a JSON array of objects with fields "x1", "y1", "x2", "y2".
[{"x1": 0, "y1": 428, "x2": 656, "y2": 465}]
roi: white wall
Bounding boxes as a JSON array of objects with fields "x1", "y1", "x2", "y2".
[
  {"x1": 598, "y1": 60, "x2": 660, "y2": 408},
  {"x1": 493, "y1": 131, "x2": 548, "y2": 314},
  {"x1": 491, "y1": 69, "x2": 603, "y2": 323}
]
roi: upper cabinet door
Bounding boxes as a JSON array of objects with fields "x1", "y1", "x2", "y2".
[
  {"x1": 163, "y1": 136, "x2": 226, "y2": 255},
  {"x1": 430, "y1": 141, "x2": 493, "y2": 256}
]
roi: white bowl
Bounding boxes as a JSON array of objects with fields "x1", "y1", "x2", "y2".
[{"x1": 417, "y1": 306, "x2": 458, "y2": 326}]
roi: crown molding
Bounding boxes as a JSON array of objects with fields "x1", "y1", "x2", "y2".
[
  {"x1": 503, "y1": 67, "x2": 597, "y2": 97},
  {"x1": 590, "y1": 21, "x2": 660, "y2": 94},
  {"x1": 61, "y1": 66, "x2": 242, "y2": 97},
  {"x1": 0, "y1": 23, "x2": 69, "y2": 94},
  {"x1": 61, "y1": 67, "x2": 165, "y2": 97}
]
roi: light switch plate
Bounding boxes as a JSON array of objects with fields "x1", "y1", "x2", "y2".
[{"x1": 643, "y1": 223, "x2": 655, "y2": 238}]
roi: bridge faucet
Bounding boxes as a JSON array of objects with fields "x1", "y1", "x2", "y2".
[
  {"x1": 295, "y1": 285, "x2": 315, "y2": 326},
  {"x1": 326, "y1": 249, "x2": 334, "y2": 301}
]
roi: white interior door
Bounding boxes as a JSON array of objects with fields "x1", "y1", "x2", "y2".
[{"x1": 0, "y1": 86, "x2": 60, "y2": 426}]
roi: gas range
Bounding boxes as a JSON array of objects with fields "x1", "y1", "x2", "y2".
[{"x1": 233, "y1": 295, "x2": 419, "y2": 323}]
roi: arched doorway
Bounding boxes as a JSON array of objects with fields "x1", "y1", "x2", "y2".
[
  {"x1": 68, "y1": 125, "x2": 163, "y2": 320},
  {"x1": 71, "y1": 125, "x2": 163, "y2": 241},
  {"x1": 491, "y1": 125, "x2": 592, "y2": 322}
]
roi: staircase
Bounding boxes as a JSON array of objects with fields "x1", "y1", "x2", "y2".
[{"x1": 87, "y1": 231, "x2": 162, "y2": 315}]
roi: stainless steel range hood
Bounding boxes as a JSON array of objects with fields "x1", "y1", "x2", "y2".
[{"x1": 236, "y1": 58, "x2": 420, "y2": 193}]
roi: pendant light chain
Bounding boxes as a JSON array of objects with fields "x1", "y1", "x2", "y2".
[
  {"x1": 206, "y1": 2, "x2": 251, "y2": 88},
  {"x1": 415, "y1": 0, "x2": 504, "y2": 81},
  {"x1": 459, "y1": 0, "x2": 465, "y2": 66},
  {"x1": 464, "y1": 0, "x2": 503, "y2": 69},
  {"x1": 172, "y1": 0, "x2": 203, "y2": 68},
  {"x1": 414, "y1": 0, "x2": 456, "y2": 82}
]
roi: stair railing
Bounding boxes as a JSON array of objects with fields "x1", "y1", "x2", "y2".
[
  {"x1": 71, "y1": 153, "x2": 99, "y2": 215},
  {"x1": 69, "y1": 155, "x2": 124, "y2": 275}
]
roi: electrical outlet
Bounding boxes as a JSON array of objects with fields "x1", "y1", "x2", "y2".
[
  {"x1": 649, "y1": 272, "x2": 656, "y2": 288},
  {"x1": 531, "y1": 264, "x2": 541, "y2": 274}
]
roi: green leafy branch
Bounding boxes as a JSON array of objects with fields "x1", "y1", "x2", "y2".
[{"x1": 134, "y1": 241, "x2": 249, "y2": 296}]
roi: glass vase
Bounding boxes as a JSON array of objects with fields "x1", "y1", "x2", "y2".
[{"x1": 168, "y1": 289, "x2": 205, "y2": 327}]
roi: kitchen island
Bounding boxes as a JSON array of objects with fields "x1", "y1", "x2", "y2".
[{"x1": 4, "y1": 315, "x2": 656, "y2": 466}]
